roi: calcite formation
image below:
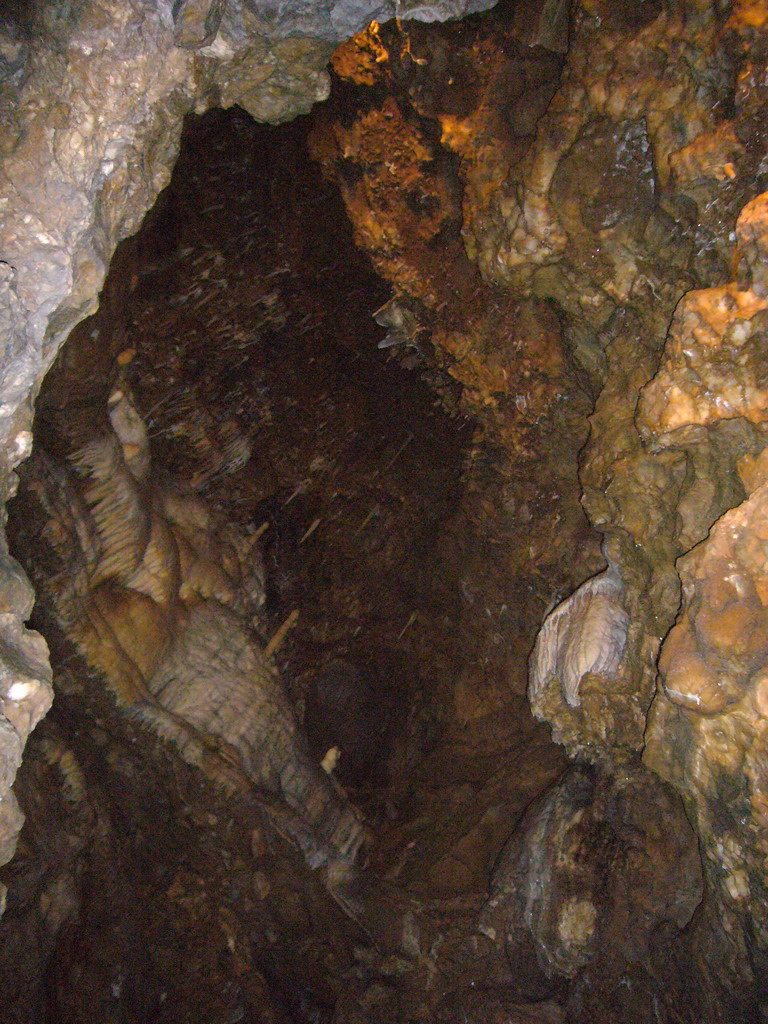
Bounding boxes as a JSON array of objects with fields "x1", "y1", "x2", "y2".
[
  {"x1": 0, "y1": 0, "x2": 500, "y2": 895},
  {"x1": 480, "y1": 765, "x2": 702, "y2": 991},
  {"x1": 637, "y1": 285, "x2": 768, "y2": 438},
  {"x1": 15, "y1": 388, "x2": 366, "y2": 869},
  {"x1": 645, "y1": 479, "x2": 768, "y2": 954},
  {"x1": 528, "y1": 559, "x2": 629, "y2": 710},
  {"x1": 525, "y1": 527, "x2": 663, "y2": 766},
  {"x1": 4, "y1": 0, "x2": 768, "y2": 1015},
  {"x1": 636, "y1": 189, "x2": 768, "y2": 953},
  {"x1": 736, "y1": 191, "x2": 768, "y2": 298}
]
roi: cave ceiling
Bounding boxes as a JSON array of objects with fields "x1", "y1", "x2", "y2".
[{"x1": 1, "y1": 0, "x2": 768, "y2": 1021}]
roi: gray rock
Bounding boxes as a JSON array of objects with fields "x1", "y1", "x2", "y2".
[
  {"x1": 173, "y1": 0, "x2": 229, "y2": 48},
  {"x1": 0, "y1": 15, "x2": 28, "y2": 85},
  {"x1": 240, "y1": 0, "x2": 498, "y2": 42}
]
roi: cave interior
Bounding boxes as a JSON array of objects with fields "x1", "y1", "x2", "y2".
[{"x1": 2, "y1": 2, "x2": 768, "y2": 1022}]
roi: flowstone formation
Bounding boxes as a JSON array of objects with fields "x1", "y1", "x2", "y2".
[
  {"x1": 639, "y1": 181, "x2": 768, "y2": 991},
  {"x1": 13, "y1": 383, "x2": 366, "y2": 870},
  {"x1": 480, "y1": 764, "x2": 702, "y2": 1015},
  {"x1": 3, "y1": 103, "x2": 576, "y2": 1022}
]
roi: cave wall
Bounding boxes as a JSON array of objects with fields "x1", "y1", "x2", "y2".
[
  {"x1": 0, "y1": 0, "x2": 498, "y2": 907},
  {"x1": 302, "y1": 0, "x2": 768, "y2": 999},
  {"x1": 4, "y1": 0, "x2": 768, "y2": 1010}
]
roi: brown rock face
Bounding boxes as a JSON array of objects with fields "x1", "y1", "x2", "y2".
[
  {"x1": 7, "y1": 0, "x2": 768, "y2": 1018},
  {"x1": 737, "y1": 192, "x2": 768, "y2": 298},
  {"x1": 305, "y1": 8, "x2": 768, "y2": 1009},
  {"x1": 637, "y1": 285, "x2": 768, "y2": 438},
  {"x1": 0, "y1": 0, "x2": 499, "y2": 895}
]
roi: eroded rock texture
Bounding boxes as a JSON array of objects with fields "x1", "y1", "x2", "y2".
[
  {"x1": 13, "y1": 386, "x2": 365, "y2": 870},
  {"x1": 646, "y1": 480, "x2": 768, "y2": 981},
  {"x1": 5, "y1": 0, "x2": 768, "y2": 1018},
  {"x1": 308, "y1": 3, "x2": 768, "y2": 1010},
  {"x1": 638, "y1": 285, "x2": 768, "y2": 436},
  {"x1": 0, "y1": 603, "x2": 51, "y2": 914},
  {"x1": 481, "y1": 765, "x2": 703, "y2": 1015},
  {"x1": 0, "y1": 0, "x2": 498, "y2": 893}
]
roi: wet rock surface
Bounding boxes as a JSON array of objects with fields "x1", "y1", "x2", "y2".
[
  {"x1": 314, "y1": 4, "x2": 768, "y2": 1014},
  {"x1": 3, "y1": 0, "x2": 768, "y2": 1020},
  {"x1": 1, "y1": 107, "x2": 570, "y2": 1022},
  {"x1": 646, "y1": 477, "x2": 768, "y2": 974},
  {"x1": 637, "y1": 284, "x2": 768, "y2": 436},
  {"x1": 0, "y1": 0, "x2": 498, "y2": 891},
  {"x1": 482, "y1": 765, "x2": 702, "y2": 977}
]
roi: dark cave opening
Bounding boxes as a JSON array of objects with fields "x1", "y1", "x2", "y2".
[{"x1": 1, "y1": 102, "x2": 572, "y2": 1022}]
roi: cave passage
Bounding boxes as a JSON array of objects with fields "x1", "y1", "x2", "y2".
[
  {"x1": 5, "y1": 1, "x2": 768, "y2": 1019},
  {"x1": 1, "y1": 104, "x2": 570, "y2": 1021}
]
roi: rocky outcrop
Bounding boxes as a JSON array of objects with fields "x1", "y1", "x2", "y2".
[
  {"x1": 636, "y1": 195, "x2": 768, "y2": 982},
  {"x1": 0, "y1": 593, "x2": 52, "y2": 916},
  {"x1": 646, "y1": 484, "x2": 768, "y2": 938},
  {"x1": 0, "y1": 0, "x2": 498, "y2": 897},
  {"x1": 480, "y1": 765, "x2": 702, "y2": 1004},
  {"x1": 13, "y1": 386, "x2": 366, "y2": 870}
]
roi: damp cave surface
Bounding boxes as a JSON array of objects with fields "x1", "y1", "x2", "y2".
[
  {"x1": 0, "y1": 104, "x2": 573, "y2": 1022},
  {"x1": 5, "y1": 2, "x2": 768, "y2": 1020}
]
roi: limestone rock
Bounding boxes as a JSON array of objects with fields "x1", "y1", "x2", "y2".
[
  {"x1": 243, "y1": 0, "x2": 500, "y2": 42},
  {"x1": 0, "y1": 786, "x2": 25, "y2": 872},
  {"x1": 736, "y1": 190, "x2": 768, "y2": 298},
  {"x1": 462, "y1": 7, "x2": 713, "y2": 294},
  {"x1": 512, "y1": 0, "x2": 571, "y2": 53},
  {"x1": 480, "y1": 765, "x2": 702, "y2": 981},
  {"x1": 0, "y1": 607, "x2": 52, "y2": 881},
  {"x1": 0, "y1": 616, "x2": 53, "y2": 745},
  {"x1": 15, "y1": 392, "x2": 365, "y2": 871},
  {"x1": 0, "y1": 0, "x2": 503, "y2": 903},
  {"x1": 529, "y1": 561, "x2": 629, "y2": 711},
  {"x1": 173, "y1": 0, "x2": 228, "y2": 48},
  {"x1": 0, "y1": 15, "x2": 28, "y2": 84},
  {"x1": 646, "y1": 482, "x2": 768, "y2": 956},
  {"x1": 668, "y1": 123, "x2": 745, "y2": 192},
  {"x1": 637, "y1": 285, "x2": 768, "y2": 440}
]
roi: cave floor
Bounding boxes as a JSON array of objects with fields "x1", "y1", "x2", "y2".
[{"x1": 1, "y1": 107, "x2": 570, "y2": 1022}]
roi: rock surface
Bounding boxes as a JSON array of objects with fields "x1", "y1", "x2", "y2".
[
  {"x1": 13, "y1": 389, "x2": 366, "y2": 870},
  {"x1": 300, "y1": 8, "x2": 768, "y2": 1005},
  {"x1": 645, "y1": 478, "x2": 768, "y2": 961},
  {"x1": 0, "y1": 0, "x2": 498, "y2": 893},
  {"x1": 3, "y1": 0, "x2": 768, "y2": 1017},
  {"x1": 637, "y1": 285, "x2": 768, "y2": 437},
  {"x1": 480, "y1": 764, "x2": 702, "y2": 986}
]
